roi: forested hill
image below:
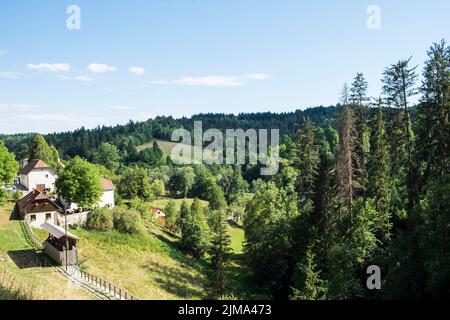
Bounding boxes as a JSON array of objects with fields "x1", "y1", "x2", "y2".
[{"x1": 2, "y1": 105, "x2": 338, "y2": 159}]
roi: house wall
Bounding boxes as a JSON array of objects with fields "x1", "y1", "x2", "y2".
[
  {"x1": 19, "y1": 174, "x2": 29, "y2": 190},
  {"x1": 26, "y1": 169, "x2": 57, "y2": 192},
  {"x1": 98, "y1": 190, "x2": 115, "y2": 208},
  {"x1": 44, "y1": 242, "x2": 77, "y2": 266},
  {"x1": 25, "y1": 211, "x2": 57, "y2": 228}
]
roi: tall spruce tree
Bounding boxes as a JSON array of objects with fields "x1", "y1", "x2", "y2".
[
  {"x1": 367, "y1": 100, "x2": 392, "y2": 242},
  {"x1": 179, "y1": 198, "x2": 209, "y2": 258},
  {"x1": 382, "y1": 57, "x2": 418, "y2": 209},
  {"x1": 294, "y1": 117, "x2": 320, "y2": 212},
  {"x1": 417, "y1": 40, "x2": 450, "y2": 183},
  {"x1": 205, "y1": 210, "x2": 232, "y2": 299},
  {"x1": 29, "y1": 135, "x2": 61, "y2": 170},
  {"x1": 350, "y1": 73, "x2": 370, "y2": 193}
]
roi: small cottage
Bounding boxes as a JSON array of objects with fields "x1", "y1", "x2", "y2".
[{"x1": 16, "y1": 189, "x2": 63, "y2": 227}]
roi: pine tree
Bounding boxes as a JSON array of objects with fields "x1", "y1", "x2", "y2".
[
  {"x1": 417, "y1": 40, "x2": 450, "y2": 183},
  {"x1": 205, "y1": 210, "x2": 232, "y2": 299},
  {"x1": 367, "y1": 100, "x2": 392, "y2": 242},
  {"x1": 350, "y1": 73, "x2": 370, "y2": 193},
  {"x1": 294, "y1": 117, "x2": 320, "y2": 211},
  {"x1": 291, "y1": 248, "x2": 327, "y2": 300},
  {"x1": 179, "y1": 198, "x2": 209, "y2": 257},
  {"x1": 382, "y1": 57, "x2": 418, "y2": 209},
  {"x1": 29, "y1": 135, "x2": 61, "y2": 170}
]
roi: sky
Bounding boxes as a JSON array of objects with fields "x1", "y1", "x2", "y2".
[{"x1": 1, "y1": 0, "x2": 449, "y2": 134}]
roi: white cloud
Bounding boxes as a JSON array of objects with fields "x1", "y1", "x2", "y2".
[
  {"x1": 0, "y1": 71, "x2": 22, "y2": 79},
  {"x1": 87, "y1": 63, "x2": 116, "y2": 73},
  {"x1": 129, "y1": 66, "x2": 146, "y2": 75},
  {"x1": 150, "y1": 73, "x2": 270, "y2": 87},
  {"x1": 27, "y1": 63, "x2": 71, "y2": 72},
  {"x1": 75, "y1": 75, "x2": 94, "y2": 82},
  {"x1": 0, "y1": 103, "x2": 43, "y2": 111},
  {"x1": 57, "y1": 74, "x2": 94, "y2": 82},
  {"x1": 19, "y1": 114, "x2": 72, "y2": 121},
  {"x1": 109, "y1": 105, "x2": 134, "y2": 111}
]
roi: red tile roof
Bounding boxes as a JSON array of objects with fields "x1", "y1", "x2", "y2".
[
  {"x1": 19, "y1": 159, "x2": 53, "y2": 175},
  {"x1": 100, "y1": 177, "x2": 115, "y2": 191}
]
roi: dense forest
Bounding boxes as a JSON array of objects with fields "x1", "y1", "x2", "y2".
[{"x1": 1, "y1": 39, "x2": 449, "y2": 300}]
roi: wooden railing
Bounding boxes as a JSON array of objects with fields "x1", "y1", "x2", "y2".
[
  {"x1": 69, "y1": 266, "x2": 138, "y2": 300},
  {"x1": 21, "y1": 220, "x2": 44, "y2": 249}
]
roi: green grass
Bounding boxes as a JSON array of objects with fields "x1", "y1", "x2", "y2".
[
  {"x1": 227, "y1": 222, "x2": 245, "y2": 254},
  {"x1": 71, "y1": 222, "x2": 208, "y2": 300},
  {"x1": 137, "y1": 139, "x2": 179, "y2": 153},
  {"x1": 0, "y1": 202, "x2": 93, "y2": 300}
]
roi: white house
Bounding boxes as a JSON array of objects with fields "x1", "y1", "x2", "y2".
[
  {"x1": 99, "y1": 177, "x2": 115, "y2": 208},
  {"x1": 19, "y1": 159, "x2": 58, "y2": 192},
  {"x1": 59, "y1": 177, "x2": 115, "y2": 210},
  {"x1": 17, "y1": 189, "x2": 62, "y2": 227}
]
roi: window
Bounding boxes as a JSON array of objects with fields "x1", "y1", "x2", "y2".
[
  {"x1": 45, "y1": 174, "x2": 49, "y2": 178},
  {"x1": 30, "y1": 215, "x2": 36, "y2": 222},
  {"x1": 46, "y1": 213, "x2": 52, "y2": 221}
]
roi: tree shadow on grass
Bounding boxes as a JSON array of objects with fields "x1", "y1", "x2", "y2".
[
  {"x1": 144, "y1": 260, "x2": 205, "y2": 299},
  {"x1": 7, "y1": 249, "x2": 55, "y2": 269},
  {"x1": 148, "y1": 228, "x2": 207, "y2": 272}
]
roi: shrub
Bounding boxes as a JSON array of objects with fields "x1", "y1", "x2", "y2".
[
  {"x1": 86, "y1": 207, "x2": 114, "y2": 231},
  {"x1": 12, "y1": 191, "x2": 22, "y2": 202},
  {"x1": 0, "y1": 189, "x2": 9, "y2": 206},
  {"x1": 128, "y1": 198, "x2": 151, "y2": 217},
  {"x1": 112, "y1": 207, "x2": 144, "y2": 235}
]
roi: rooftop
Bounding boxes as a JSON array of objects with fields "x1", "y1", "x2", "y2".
[{"x1": 19, "y1": 159, "x2": 53, "y2": 175}]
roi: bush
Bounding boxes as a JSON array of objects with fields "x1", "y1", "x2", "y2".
[
  {"x1": 12, "y1": 191, "x2": 22, "y2": 202},
  {"x1": 112, "y1": 207, "x2": 144, "y2": 234},
  {"x1": 86, "y1": 207, "x2": 114, "y2": 231},
  {"x1": 0, "y1": 189, "x2": 9, "y2": 206},
  {"x1": 128, "y1": 198, "x2": 151, "y2": 217}
]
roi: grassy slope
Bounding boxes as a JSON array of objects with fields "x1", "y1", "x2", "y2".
[
  {"x1": 227, "y1": 223, "x2": 245, "y2": 255},
  {"x1": 70, "y1": 224, "x2": 207, "y2": 300},
  {"x1": 137, "y1": 139, "x2": 178, "y2": 153},
  {"x1": 137, "y1": 139, "x2": 219, "y2": 162},
  {"x1": 8, "y1": 196, "x2": 261, "y2": 300},
  {"x1": 0, "y1": 202, "x2": 93, "y2": 300}
]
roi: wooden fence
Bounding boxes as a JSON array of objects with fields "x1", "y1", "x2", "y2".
[
  {"x1": 22, "y1": 220, "x2": 138, "y2": 301},
  {"x1": 22, "y1": 220, "x2": 44, "y2": 248},
  {"x1": 69, "y1": 266, "x2": 138, "y2": 300}
]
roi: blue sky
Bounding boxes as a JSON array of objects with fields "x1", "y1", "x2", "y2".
[{"x1": 1, "y1": 0, "x2": 449, "y2": 134}]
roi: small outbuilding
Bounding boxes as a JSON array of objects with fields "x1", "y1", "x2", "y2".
[{"x1": 41, "y1": 222, "x2": 80, "y2": 266}]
